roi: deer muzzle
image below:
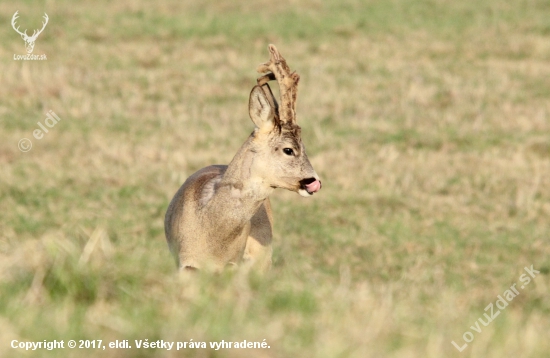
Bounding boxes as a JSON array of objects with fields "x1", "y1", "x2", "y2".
[{"x1": 299, "y1": 177, "x2": 322, "y2": 196}]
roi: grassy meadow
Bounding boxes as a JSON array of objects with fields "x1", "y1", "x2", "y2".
[{"x1": 1, "y1": 0, "x2": 550, "y2": 356}]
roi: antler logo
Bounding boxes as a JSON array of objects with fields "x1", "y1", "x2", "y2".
[{"x1": 11, "y1": 11, "x2": 49, "y2": 54}]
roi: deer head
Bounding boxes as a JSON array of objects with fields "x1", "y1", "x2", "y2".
[
  {"x1": 247, "y1": 45, "x2": 321, "y2": 197},
  {"x1": 11, "y1": 11, "x2": 49, "y2": 54}
]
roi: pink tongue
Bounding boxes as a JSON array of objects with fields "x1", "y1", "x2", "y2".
[{"x1": 305, "y1": 179, "x2": 321, "y2": 193}]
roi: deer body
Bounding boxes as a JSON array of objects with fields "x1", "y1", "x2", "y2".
[{"x1": 165, "y1": 45, "x2": 321, "y2": 271}]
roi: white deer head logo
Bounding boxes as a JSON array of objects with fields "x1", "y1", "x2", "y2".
[{"x1": 11, "y1": 11, "x2": 49, "y2": 54}]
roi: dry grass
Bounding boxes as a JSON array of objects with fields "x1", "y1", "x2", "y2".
[{"x1": 1, "y1": 0, "x2": 549, "y2": 357}]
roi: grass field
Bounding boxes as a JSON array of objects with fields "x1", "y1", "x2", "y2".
[{"x1": 1, "y1": 0, "x2": 550, "y2": 357}]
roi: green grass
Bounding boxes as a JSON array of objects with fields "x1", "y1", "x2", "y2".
[{"x1": 1, "y1": 0, "x2": 550, "y2": 357}]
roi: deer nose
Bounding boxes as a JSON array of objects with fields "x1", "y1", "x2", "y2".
[
  {"x1": 300, "y1": 177, "x2": 321, "y2": 194},
  {"x1": 305, "y1": 179, "x2": 321, "y2": 193}
]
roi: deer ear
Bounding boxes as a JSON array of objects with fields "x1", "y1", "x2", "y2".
[{"x1": 249, "y1": 85, "x2": 276, "y2": 129}]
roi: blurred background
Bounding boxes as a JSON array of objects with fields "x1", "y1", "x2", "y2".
[{"x1": 0, "y1": 0, "x2": 549, "y2": 357}]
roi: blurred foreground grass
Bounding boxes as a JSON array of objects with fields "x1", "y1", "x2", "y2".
[{"x1": 1, "y1": 0, "x2": 550, "y2": 357}]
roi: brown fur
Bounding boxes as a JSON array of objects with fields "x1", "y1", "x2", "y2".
[{"x1": 164, "y1": 45, "x2": 320, "y2": 272}]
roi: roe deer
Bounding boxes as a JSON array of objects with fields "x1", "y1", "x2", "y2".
[{"x1": 164, "y1": 44, "x2": 321, "y2": 272}]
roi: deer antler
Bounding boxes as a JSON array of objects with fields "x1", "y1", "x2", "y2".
[
  {"x1": 256, "y1": 44, "x2": 300, "y2": 124},
  {"x1": 30, "y1": 13, "x2": 49, "y2": 40},
  {"x1": 11, "y1": 11, "x2": 48, "y2": 40},
  {"x1": 11, "y1": 11, "x2": 28, "y2": 38}
]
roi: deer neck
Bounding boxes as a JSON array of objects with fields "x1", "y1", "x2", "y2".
[
  {"x1": 222, "y1": 135, "x2": 274, "y2": 203},
  {"x1": 207, "y1": 135, "x2": 273, "y2": 224}
]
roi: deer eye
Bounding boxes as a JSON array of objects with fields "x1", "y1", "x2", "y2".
[{"x1": 283, "y1": 148, "x2": 294, "y2": 156}]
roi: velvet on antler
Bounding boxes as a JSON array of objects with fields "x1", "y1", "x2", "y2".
[{"x1": 256, "y1": 44, "x2": 300, "y2": 124}]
